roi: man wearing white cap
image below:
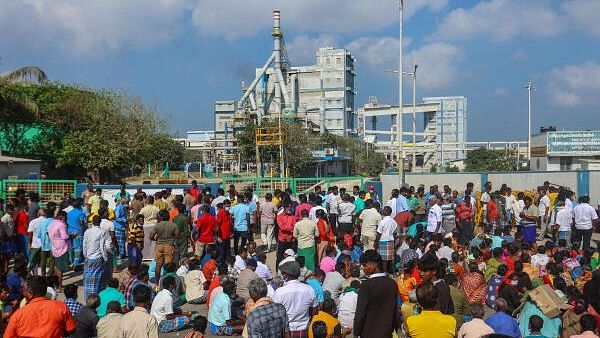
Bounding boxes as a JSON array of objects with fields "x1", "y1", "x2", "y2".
[{"x1": 278, "y1": 249, "x2": 296, "y2": 269}]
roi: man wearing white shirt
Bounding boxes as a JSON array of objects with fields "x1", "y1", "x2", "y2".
[
  {"x1": 537, "y1": 186, "x2": 551, "y2": 241},
  {"x1": 375, "y1": 206, "x2": 397, "y2": 274},
  {"x1": 554, "y1": 198, "x2": 573, "y2": 246},
  {"x1": 308, "y1": 196, "x2": 326, "y2": 222},
  {"x1": 150, "y1": 275, "x2": 190, "y2": 333},
  {"x1": 573, "y1": 196, "x2": 598, "y2": 250},
  {"x1": 504, "y1": 187, "x2": 516, "y2": 223},
  {"x1": 386, "y1": 189, "x2": 399, "y2": 217},
  {"x1": 427, "y1": 196, "x2": 443, "y2": 237}
]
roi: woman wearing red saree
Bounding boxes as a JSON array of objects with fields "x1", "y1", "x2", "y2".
[{"x1": 461, "y1": 262, "x2": 487, "y2": 305}]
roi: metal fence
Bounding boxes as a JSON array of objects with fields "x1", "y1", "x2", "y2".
[
  {"x1": 222, "y1": 176, "x2": 365, "y2": 197},
  {"x1": 1, "y1": 179, "x2": 77, "y2": 205}
]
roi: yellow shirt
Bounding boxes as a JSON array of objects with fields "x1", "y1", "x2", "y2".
[
  {"x1": 87, "y1": 208, "x2": 115, "y2": 222},
  {"x1": 154, "y1": 200, "x2": 168, "y2": 211},
  {"x1": 308, "y1": 310, "x2": 339, "y2": 338},
  {"x1": 272, "y1": 196, "x2": 280, "y2": 208},
  {"x1": 406, "y1": 310, "x2": 456, "y2": 338},
  {"x1": 88, "y1": 195, "x2": 102, "y2": 214}
]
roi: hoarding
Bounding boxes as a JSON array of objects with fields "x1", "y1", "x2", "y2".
[{"x1": 547, "y1": 131, "x2": 600, "y2": 155}]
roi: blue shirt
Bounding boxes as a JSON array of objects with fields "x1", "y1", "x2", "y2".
[
  {"x1": 37, "y1": 217, "x2": 54, "y2": 252},
  {"x1": 230, "y1": 203, "x2": 250, "y2": 232},
  {"x1": 306, "y1": 277, "x2": 324, "y2": 303},
  {"x1": 114, "y1": 204, "x2": 127, "y2": 230},
  {"x1": 518, "y1": 302, "x2": 561, "y2": 338},
  {"x1": 6, "y1": 272, "x2": 23, "y2": 301},
  {"x1": 97, "y1": 287, "x2": 126, "y2": 317},
  {"x1": 491, "y1": 235, "x2": 503, "y2": 249},
  {"x1": 396, "y1": 195, "x2": 409, "y2": 213},
  {"x1": 66, "y1": 207, "x2": 85, "y2": 235},
  {"x1": 485, "y1": 311, "x2": 521, "y2": 338},
  {"x1": 208, "y1": 292, "x2": 231, "y2": 326}
]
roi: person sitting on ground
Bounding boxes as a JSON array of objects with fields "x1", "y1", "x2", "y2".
[
  {"x1": 243, "y1": 278, "x2": 290, "y2": 337},
  {"x1": 571, "y1": 314, "x2": 600, "y2": 338},
  {"x1": 524, "y1": 315, "x2": 548, "y2": 338},
  {"x1": 72, "y1": 293, "x2": 100, "y2": 338},
  {"x1": 63, "y1": 283, "x2": 83, "y2": 316},
  {"x1": 159, "y1": 262, "x2": 186, "y2": 306},
  {"x1": 185, "y1": 258, "x2": 208, "y2": 304},
  {"x1": 484, "y1": 298, "x2": 521, "y2": 337},
  {"x1": 207, "y1": 280, "x2": 244, "y2": 336},
  {"x1": 184, "y1": 315, "x2": 208, "y2": 338},
  {"x1": 338, "y1": 279, "x2": 360, "y2": 333},
  {"x1": 151, "y1": 275, "x2": 191, "y2": 333},
  {"x1": 457, "y1": 304, "x2": 494, "y2": 338},
  {"x1": 121, "y1": 284, "x2": 159, "y2": 337},
  {"x1": 96, "y1": 301, "x2": 123, "y2": 338},
  {"x1": 97, "y1": 278, "x2": 126, "y2": 318},
  {"x1": 236, "y1": 258, "x2": 259, "y2": 301},
  {"x1": 406, "y1": 282, "x2": 456, "y2": 338},
  {"x1": 311, "y1": 321, "x2": 328, "y2": 338},
  {"x1": 308, "y1": 298, "x2": 349, "y2": 337}
]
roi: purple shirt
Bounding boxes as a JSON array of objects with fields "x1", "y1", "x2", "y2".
[{"x1": 48, "y1": 220, "x2": 70, "y2": 257}]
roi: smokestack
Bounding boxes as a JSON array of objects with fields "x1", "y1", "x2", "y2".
[{"x1": 272, "y1": 10, "x2": 281, "y2": 37}]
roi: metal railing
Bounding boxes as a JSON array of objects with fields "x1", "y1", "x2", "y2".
[
  {"x1": 1, "y1": 179, "x2": 77, "y2": 204},
  {"x1": 222, "y1": 176, "x2": 365, "y2": 197}
]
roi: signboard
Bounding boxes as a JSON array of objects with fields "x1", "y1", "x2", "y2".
[{"x1": 547, "y1": 131, "x2": 600, "y2": 156}]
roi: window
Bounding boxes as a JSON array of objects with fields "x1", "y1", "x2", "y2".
[
  {"x1": 560, "y1": 157, "x2": 572, "y2": 171},
  {"x1": 336, "y1": 57, "x2": 341, "y2": 65}
]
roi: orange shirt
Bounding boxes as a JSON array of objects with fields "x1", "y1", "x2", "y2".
[
  {"x1": 5, "y1": 297, "x2": 76, "y2": 338},
  {"x1": 397, "y1": 275, "x2": 417, "y2": 302},
  {"x1": 169, "y1": 208, "x2": 179, "y2": 222}
]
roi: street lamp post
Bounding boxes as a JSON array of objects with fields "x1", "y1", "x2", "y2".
[
  {"x1": 412, "y1": 64, "x2": 418, "y2": 171},
  {"x1": 525, "y1": 80, "x2": 534, "y2": 161},
  {"x1": 398, "y1": 0, "x2": 404, "y2": 185}
]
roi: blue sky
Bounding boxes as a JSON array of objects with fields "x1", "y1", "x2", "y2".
[{"x1": 1, "y1": 0, "x2": 600, "y2": 141}]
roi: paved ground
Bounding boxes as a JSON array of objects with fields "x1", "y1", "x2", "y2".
[{"x1": 56, "y1": 232, "x2": 600, "y2": 337}]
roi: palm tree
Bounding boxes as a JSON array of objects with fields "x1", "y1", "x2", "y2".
[
  {"x1": 0, "y1": 66, "x2": 47, "y2": 155},
  {"x1": 0, "y1": 66, "x2": 47, "y2": 112}
]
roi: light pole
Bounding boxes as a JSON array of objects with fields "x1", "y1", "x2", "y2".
[
  {"x1": 412, "y1": 64, "x2": 418, "y2": 171},
  {"x1": 524, "y1": 80, "x2": 534, "y2": 161},
  {"x1": 398, "y1": 0, "x2": 404, "y2": 185}
]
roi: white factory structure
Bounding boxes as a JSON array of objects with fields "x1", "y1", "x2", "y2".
[{"x1": 179, "y1": 10, "x2": 527, "y2": 175}]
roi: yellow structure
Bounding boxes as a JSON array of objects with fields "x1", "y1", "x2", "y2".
[{"x1": 255, "y1": 127, "x2": 284, "y2": 177}]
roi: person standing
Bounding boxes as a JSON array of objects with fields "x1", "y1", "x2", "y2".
[
  {"x1": 573, "y1": 196, "x2": 598, "y2": 251},
  {"x1": 215, "y1": 200, "x2": 233, "y2": 264},
  {"x1": 537, "y1": 186, "x2": 551, "y2": 241},
  {"x1": 127, "y1": 214, "x2": 145, "y2": 265},
  {"x1": 374, "y1": 206, "x2": 397, "y2": 274},
  {"x1": 87, "y1": 189, "x2": 103, "y2": 215},
  {"x1": 326, "y1": 187, "x2": 341, "y2": 235},
  {"x1": 293, "y1": 209, "x2": 318, "y2": 272},
  {"x1": 14, "y1": 201, "x2": 30, "y2": 259},
  {"x1": 67, "y1": 198, "x2": 86, "y2": 270},
  {"x1": 337, "y1": 194, "x2": 355, "y2": 238},
  {"x1": 273, "y1": 261, "x2": 318, "y2": 337},
  {"x1": 427, "y1": 196, "x2": 443, "y2": 239},
  {"x1": 0, "y1": 204, "x2": 16, "y2": 275},
  {"x1": 195, "y1": 204, "x2": 216, "y2": 258},
  {"x1": 276, "y1": 203, "x2": 297, "y2": 269},
  {"x1": 358, "y1": 200, "x2": 382, "y2": 251},
  {"x1": 36, "y1": 202, "x2": 57, "y2": 278},
  {"x1": 140, "y1": 196, "x2": 160, "y2": 258},
  {"x1": 151, "y1": 210, "x2": 180, "y2": 285},
  {"x1": 4, "y1": 276, "x2": 77, "y2": 337},
  {"x1": 114, "y1": 197, "x2": 128, "y2": 261},
  {"x1": 48, "y1": 210, "x2": 71, "y2": 291},
  {"x1": 172, "y1": 204, "x2": 190, "y2": 263},
  {"x1": 455, "y1": 195, "x2": 474, "y2": 245},
  {"x1": 520, "y1": 196, "x2": 539, "y2": 245},
  {"x1": 385, "y1": 189, "x2": 399, "y2": 217},
  {"x1": 353, "y1": 250, "x2": 399, "y2": 338},
  {"x1": 258, "y1": 193, "x2": 278, "y2": 251},
  {"x1": 230, "y1": 194, "x2": 250, "y2": 255},
  {"x1": 83, "y1": 215, "x2": 110, "y2": 299},
  {"x1": 406, "y1": 282, "x2": 456, "y2": 338},
  {"x1": 27, "y1": 208, "x2": 46, "y2": 275}
]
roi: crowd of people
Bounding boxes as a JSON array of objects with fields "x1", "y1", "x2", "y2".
[{"x1": 0, "y1": 179, "x2": 599, "y2": 337}]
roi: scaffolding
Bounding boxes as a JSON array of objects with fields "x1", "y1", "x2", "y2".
[{"x1": 255, "y1": 126, "x2": 284, "y2": 177}]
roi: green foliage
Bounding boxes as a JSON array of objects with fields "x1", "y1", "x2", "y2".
[
  {"x1": 465, "y1": 147, "x2": 519, "y2": 172},
  {"x1": 0, "y1": 83, "x2": 184, "y2": 180}
]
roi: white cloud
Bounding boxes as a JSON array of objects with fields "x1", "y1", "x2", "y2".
[
  {"x1": 286, "y1": 35, "x2": 338, "y2": 65},
  {"x1": 346, "y1": 37, "x2": 461, "y2": 90},
  {"x1": 510, "y1": 51, "x2": 528, "y2": 61},
  {"x1": 0, "y1": 0, "x2": 191, "y2": 55},
  {"x1": 562, "y1": 0, "x2": 600, "y2": 37},
  {"x1": 548, "y1": 61, "x2": 600, "y2": 106},
  {"x1": 432, "y1": 0, "x2": 564, "y2": 42},
  {"x1": 191, "y1": 0, "x2": 448, "y2": 39},
  {"x1": 492, "y1": 87, "x2": 509, "y2": 96}
]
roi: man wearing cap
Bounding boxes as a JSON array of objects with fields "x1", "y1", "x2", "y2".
[
  {"x1": 279, "y1": 248, "x2": 297, "y2": 270},
  {"x1": 354, "y1": 250, "x2": 399, "y2": 338},
  {"x1": 273, "y1": 261, "x2": 318, "y2": 338}
]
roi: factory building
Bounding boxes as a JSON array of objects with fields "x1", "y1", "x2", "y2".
[
  {"x1": 422, "y1": 96, "x2": 468, "y2": 163},
  {"x1": 530, "y1": 128, "x2": 600, "y2": 171},
  {"x1": 254, "y1": 47, "x2": 356, "y2": 136}
]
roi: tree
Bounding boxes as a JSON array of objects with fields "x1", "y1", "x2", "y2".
[
  {"x1": 465, "y1": 147, "x2": 519, "y2": 172},
  {"x1": 0, "y1": 66, "x2": 47, "y2": 155}
]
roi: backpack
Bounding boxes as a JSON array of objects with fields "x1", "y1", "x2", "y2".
[{"x1": 486, "y1": 274, "x2": 503, "y2": 309}]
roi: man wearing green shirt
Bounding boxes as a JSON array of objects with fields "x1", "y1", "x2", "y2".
[
  {"x1": 172, "y1": 204, "x2": 190, "y2": 264},
  {"x1": 97, "y1": 278, "x2": 126, "y2": 318}
]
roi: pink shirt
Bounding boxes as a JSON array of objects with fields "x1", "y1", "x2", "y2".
[
  {"x1": 571, "y1": 332, "x2": 600, "y2": 338},
  {"x1": 320, "y1": 256, "x2": 336, "y2": 273},
  {"x1": 294, "y1": 203, "x2": 312, "y2": 220},
  {"x1": 48, "y1": 220, "x2": 70, "y2": 257}
]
